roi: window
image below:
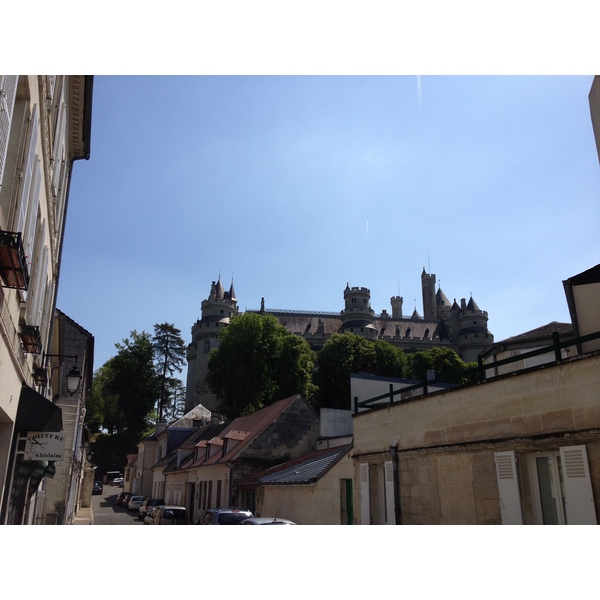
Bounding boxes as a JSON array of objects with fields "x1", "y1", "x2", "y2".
[{"x1": 494, "y1": 446, "x2": 597, "y2": 525}]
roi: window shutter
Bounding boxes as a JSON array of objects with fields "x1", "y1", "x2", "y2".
[
  {"x1": 23, "y1": 156, "x2": 41, "y2": 260},
  {"x1": 494, "y1": 451, "x2": 523, "y2": 525},
  {"x1": 26, "y1": 224, "x2": 45, "y2": 325},
  {"x1": 15, "y1": 104, "x2": 38, "y2": 233},
  {"x1": 0, "y1": 75, "x2": 18, "y2": 187},
  {"x1": 384, "y1": 460, "x2": 396, "y2": 524},
  {"x1": 51, "y1": 101, "x2": 66, "y2": 197},
  {"x1": 560, "y1": 445, "x2": 597, "y2": 525},
  {"x1": 360, "y1": 462, "x2": 370, "y2": 525}
]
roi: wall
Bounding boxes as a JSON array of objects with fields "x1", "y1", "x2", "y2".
[
  {"x1": 257, "y1": 451, "x2": 355, "y2": 524},
  {"x1": 353, "y1": 352, "x2": 600, "y2": 524}
]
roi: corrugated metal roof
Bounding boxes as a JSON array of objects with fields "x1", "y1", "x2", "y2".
[{"x1": 259, "y1": 445, "x2": 351, "y2": 485}]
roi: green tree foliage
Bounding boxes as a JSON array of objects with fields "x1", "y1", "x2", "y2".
[
  {"x1": 103, "y1": 330, "x2": 159, "y2": 435},
  {"x1": 152, "y1": 323, "x2": 187, "y2": 421},
  {"x1": 316, "y1": 333, "x2": 407, "y2": 410},
  {"x1": 160, "y1": 377, "x2": 186, "y2": 421},
  {"x1": 406, "y1": 346, "x2": 473, "y2": 384},
  {"x1": 206, "y1": 313, "x2": 317, "y2": 418}
]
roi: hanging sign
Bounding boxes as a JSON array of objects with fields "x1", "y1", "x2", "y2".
[{"x1": 24, "y1": 432, "x2": 66, "y2": 461}]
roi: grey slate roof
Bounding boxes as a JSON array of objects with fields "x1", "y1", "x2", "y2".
[{"x1": 258, "y1": 444, "x2": 352, "y2": 485}]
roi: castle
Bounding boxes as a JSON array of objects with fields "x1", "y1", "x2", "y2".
[{"x1": 185, "y1": 270, "x2": 493, "y2": 413}]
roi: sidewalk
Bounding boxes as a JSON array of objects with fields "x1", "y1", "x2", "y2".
[{"x1": 73, "y1": 505, "x2": 94, "y2": 525}]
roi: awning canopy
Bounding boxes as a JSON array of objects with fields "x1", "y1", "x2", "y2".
[{"x1": 15, "y1": 385, "x2": 62, "y2": 432}]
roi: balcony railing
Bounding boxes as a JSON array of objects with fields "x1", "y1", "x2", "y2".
[
  {"x1": 0, "y1": 231, "x2": 30, "y2": 290},
  {"x1": 354, "y1": 329, "x2": 600, "y2": 414}
]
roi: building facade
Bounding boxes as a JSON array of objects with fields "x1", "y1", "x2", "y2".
[
  {"x1": 186, "y1": 271, "x2": 493, "y2": 413},
  {"x1": 0, "y1": 75, "x2": 93, "y2": 523}
]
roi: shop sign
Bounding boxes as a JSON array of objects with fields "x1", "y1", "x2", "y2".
[{"x1": 24, "y1": 432, "x2": 66, "y2": 461}]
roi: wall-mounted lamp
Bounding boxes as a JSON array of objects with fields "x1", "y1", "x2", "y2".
[{"x1": 44, "y1": 353, "x2": 82, "y2": 396}]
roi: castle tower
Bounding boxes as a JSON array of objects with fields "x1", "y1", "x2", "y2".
[
  {"x1": 455, "y1": 296, "x2": 493, "y2": 362},
  {"x1": 339, "y1": 284, "x2": 378, "y2": 339},
  {"x1": 185, "y1": 276, "x2": 239, "y2": 413},
  {"x1": 390, "y1": 296, "x2": 404, "y2": 319},
  {"x1": 421, "y1": 268, "x2": 437, "y2": 319}
]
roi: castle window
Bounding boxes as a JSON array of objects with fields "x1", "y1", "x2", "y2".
[
  {"x1": 204, "y1": 340, "x2": 210, "y2": 353},
  {"x1": 352, "y1": 298, "x2": 357, "y2": 304}
]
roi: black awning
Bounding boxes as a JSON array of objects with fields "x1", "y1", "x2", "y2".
[{"x1": 15, "y1": 385, "x2": 63, "y2": 432}]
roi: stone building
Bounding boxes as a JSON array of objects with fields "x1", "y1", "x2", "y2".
[{"x1": 185, "y1": 270, "x2": 493, "y2": 413}]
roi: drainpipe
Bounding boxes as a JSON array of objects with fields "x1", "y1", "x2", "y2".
[{"x1": 389, "y1": 439, "x2": 401, "y2": 525}]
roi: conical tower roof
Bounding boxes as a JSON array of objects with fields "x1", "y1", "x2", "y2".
[
  {"x1": 436, "y1": 287, "x2": 451, "y2": 308},
  {"x1": 467, "y1": 296, "x2": 481, "y2": 311},
  {"x1": 215, "y1": 277, "x2": 225, "y2": 300},
  {"x1": 228, "y1": 280, "x2": 237, "y2": 302}
]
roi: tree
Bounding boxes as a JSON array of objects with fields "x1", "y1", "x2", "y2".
[
  {"x1": 407, "y1": 346, "x2": 473, "y2": 384},
  {"x1": 152, "y1": 323, "x2": 187, "y2": 421},
  {"x1": 315, "y1": 334, "x2": 409, "y2": 410},
  {"x1": 104, "y1": 330, "x2": 160, "y2": 435},
  {"x1": 160, "y1": 377, "x2": 187, "y2": 421},
  {"x1": 315, "y1": 333, "x2": 376, "y2": 410},
  {"x1": 206, "y1": 313, "x2": 317, "y2": 418}
]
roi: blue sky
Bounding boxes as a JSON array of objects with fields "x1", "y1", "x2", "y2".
[{"x1": 55, "y1": 75, "x2": 600, "y2": 372}]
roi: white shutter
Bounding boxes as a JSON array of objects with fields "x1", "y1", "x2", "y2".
[
  {"x1": 560, "y1": 445, "x2": 597, "y2": 525},
  {"x1": 23, "y1": 156, "x2": 41, "y2": 259},
  {"x1": 494, "y1": 451, "x2": 523, "y2": 525},
  {"x1": 15, "y1": 104, "x2": 38, "y2": 233},
  {"x1": 360, "y1": 463, "x2": 370, "y2": 525},
  {"x1": 26, "y1": 224, "x2": 45, "y2": 325},
  {"x1": 34, "y1": 246, "x2": 48, "y2": 327},
  {"x1": 51, "y1": 101, "x2": 66, "y2": 197},
  {"x1": 0, "y1": 75, "x2": 18, "y2": 187}
]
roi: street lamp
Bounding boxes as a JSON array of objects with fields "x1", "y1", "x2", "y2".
[
  {"x1": 66, "y1": 365, "x2": 82, "y2": 395},
  {"x1": 44, "y1": 354, "x2": 82, "y2": 396}
]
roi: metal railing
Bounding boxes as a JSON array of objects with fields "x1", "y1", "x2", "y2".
[{"x1": 353, "y1": 329, "x2": 600, "y2": 415}]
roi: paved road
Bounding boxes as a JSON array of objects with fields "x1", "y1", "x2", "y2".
[{"x1": 91, "y1": 487, "x2": 144, "y2": 525}]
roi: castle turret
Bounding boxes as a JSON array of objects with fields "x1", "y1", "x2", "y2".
[
  {"x1": 339, "y1": 284, "x2": 378, "y2": 339},
  {"x1": 390, "y1": 296, "x2": 403, "y2": 319},
  {"x1": 185, "y1": 276, "x2": 240, "y2": 413},
  {"x1": 455, "y1": 295, "x2": 493, "y2": 362},
  {"x1": 422, "y1": 268, "x2": 437, "y2": 319}
]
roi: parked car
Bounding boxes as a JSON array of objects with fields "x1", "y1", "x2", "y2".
[
  {"x1": 196, "y1": 507, "x2": 253, "y2": 525},
  {"x1": 138, "y1": 497, "x2": 164, "y2": 520},
  {"x1": 127, "y1": 495, "x2": 145, "y2": 512},
  {"x1": 144, "y1": 506, "x2": 159, "y2": 525},
  {"x1": 239, "y1": 517, "x2": 296, "y2": 525},
  {"x1": 118, "y1": 492, "x2": 133, "y2": 507},
  {"x1": 92, "y1": 481, "x2": 103, "y2": 495},
  {"x1": 109, "y1": 477, "x2": 124, "y2": 486},
  {"x1": 154, "y1": 505, "x2": 187, "y2": 525}
]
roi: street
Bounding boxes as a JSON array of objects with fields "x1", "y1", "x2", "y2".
[{"x1": 91, "y1": 486, "x2": 144, "y2": 525}]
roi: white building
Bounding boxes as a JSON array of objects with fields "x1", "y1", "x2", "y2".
[{"x1": 0, "y1": 75, "x2": 93, "y2": 524}]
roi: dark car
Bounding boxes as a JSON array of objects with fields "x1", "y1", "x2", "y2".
[
  {"x1": 196, "y1": 507, "x2": 253, "y2": 525},
  {"x1": 138, "y1": 497, "x2": 164, "y2": 521},
  {"x1": 92, "y1": 481, "x2": 103, "y2": 495}
]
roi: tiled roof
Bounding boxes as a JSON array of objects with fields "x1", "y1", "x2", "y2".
[{"x1": 187, "y1": 394, "x2": 302, "y2": 469}]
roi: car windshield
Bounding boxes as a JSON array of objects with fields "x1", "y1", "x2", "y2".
[
  {"x1": 218, "y1": 512, "x2": 250, "y2": 524},
  {"x1": 164, "y1": 509, "x2": 185, "y2": 519}
]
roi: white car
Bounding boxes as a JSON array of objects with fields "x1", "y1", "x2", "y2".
[{"x1": 127, "y1": 495, "x2": 145, "y2": 512}]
